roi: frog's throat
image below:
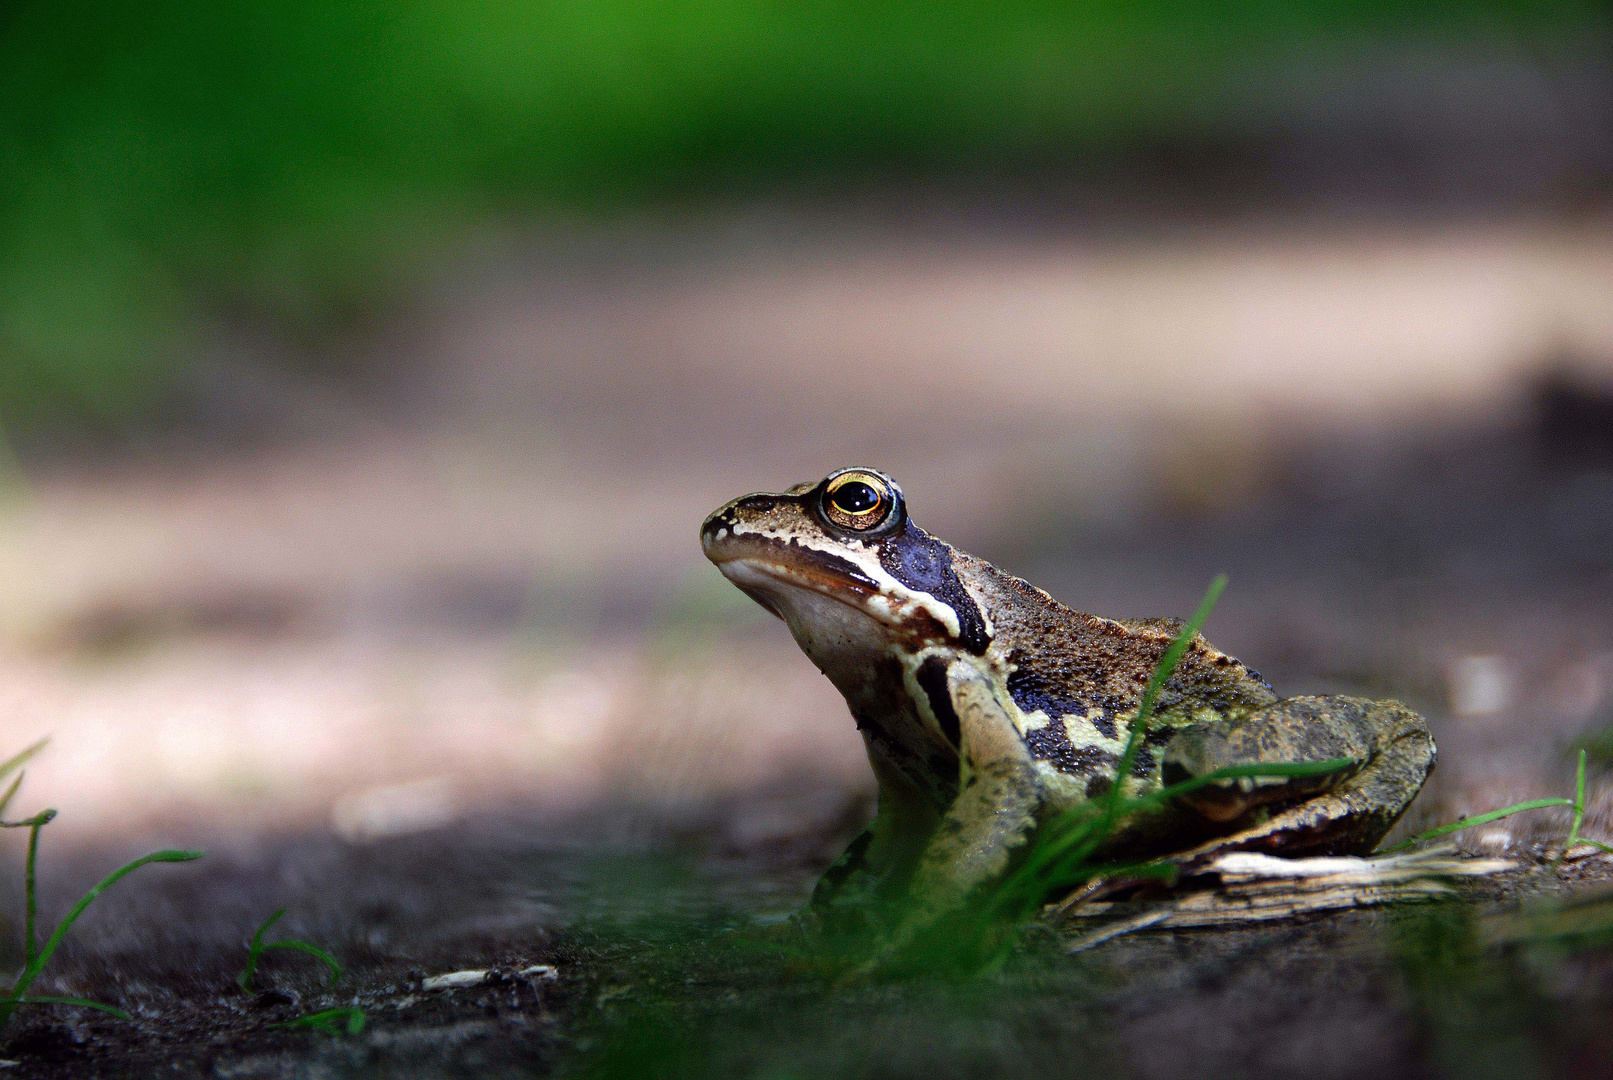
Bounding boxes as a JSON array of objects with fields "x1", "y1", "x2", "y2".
[{"x1": 713, "y1": 556, "x2": 964, "y2": 640}]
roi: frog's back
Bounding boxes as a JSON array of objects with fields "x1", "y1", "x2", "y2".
[{"x1": 956, "y1": 552, "x2": 1277, "y2": 796}]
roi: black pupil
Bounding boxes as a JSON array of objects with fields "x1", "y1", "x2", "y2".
[{"x1": 832, "y1": 481, "x2": 881, "y2": 515}]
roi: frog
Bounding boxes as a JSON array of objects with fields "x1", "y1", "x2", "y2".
[{"x1": 700, "y1": 467, "x2": 1436, "y2": 933}]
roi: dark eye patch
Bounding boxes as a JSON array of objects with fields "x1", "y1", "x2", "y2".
[
  {"x1": 878, "y1": 526, "x2": 990, "y2": 654},
  {"x1": 893, "y1": 542, "x2": 945, "y2": 588}
]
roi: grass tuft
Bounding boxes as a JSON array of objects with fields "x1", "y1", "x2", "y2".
[
  {"x1": 237, "y1": 909, "x2": 343, "y2": 994},
  {"x1": 1381, "y1": 748, "x2": 1612, "y2": 860},
  {"x1": 0, "y1": 742, "x2": 203, "y2": 1034}
]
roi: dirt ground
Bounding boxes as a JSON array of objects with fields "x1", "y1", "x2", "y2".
[{"x1": 4, "y1": 215, "x2": 1613, "y2": 1077}]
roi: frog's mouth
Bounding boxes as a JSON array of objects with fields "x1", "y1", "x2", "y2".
[
  {"x1": 704, "y1": 526, "x2": 966, "y2": 643},
  {"x1": 712, "y1": 555, "x2": 883, "y2": 623}
]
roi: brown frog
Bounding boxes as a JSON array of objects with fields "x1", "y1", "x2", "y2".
[{"x1": 700, "y1": 468, "x2": 1435, "y2": 928}]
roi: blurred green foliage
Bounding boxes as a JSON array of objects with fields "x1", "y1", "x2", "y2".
[{"x1": 0, "y1": 1, "x2": 1606, "y2": 431}]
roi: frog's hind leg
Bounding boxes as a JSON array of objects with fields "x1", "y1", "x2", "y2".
[{"x1": 1160, "y1": 696, "x2": 1435, "y2": 866}]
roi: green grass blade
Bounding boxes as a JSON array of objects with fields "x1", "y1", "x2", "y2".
[
  {"x1": 271, "y1": 1006, "x2": 365, "y2": 1035},
  {"x1": 261, "y1": 941, "x2": 343, "y2": 986},
  {"x1": 1378, "y1": 798, "x2": 1575, "y2": 853},
  {"x1": 252, "y1": 909, "x2": 287, "y2": 949},
  {"x1": 237, "y1": 909, "x2": 288, "y2": 993},
  {"x1": 13, "y1": 849, "x2": 204, "y2": 1004},
  {"x1": 1112, "y1": 574, "x2": 1228, "y2": 791},
  {"x1": 1145, "y1": 757, "x2": 1358, "y2": 806},
  {"x1": 1018, "y1": 758, "x2": 1354, "y2": 880},
  {"x1": 1139, "y1": 575, "x2": 1228, "y2": 722},
  {"x1": 0, "y1": 740, "x2": 48, "y2": 787},
  {"x1": 238, "y1": 909, "x2": 342, "y2": 991},
  {"x1": 1546, "y1": 749, "x2": 1606, "y2": 867},
  {"x1": 0, "y1": 812, "x2": 62, "y2": 972},
  {"x1": 1005, "y1": 757, "x2": 1359, "y2": 909},
  {"x1": 982, "y1": 578, "x2": 1236, "y2": 924},
  {"x1": 1088, "y1": 575, "x2": 1228, "y2": 867},
  {"x1": 3, "y1": 996, "x2": 130, "y2": 1020},
  {"x1": 0, "y1": 771, "x2": 25, "y2": 820},
  {"x1": 1558, "y1": 749, "x2": 1589, "y2": 866},
  {"x1": 24, "y1": 817, "x2": 43, "y2": 967},
  {"x1": 0, "y1": 808, "x2": 56, "y2": 829}
]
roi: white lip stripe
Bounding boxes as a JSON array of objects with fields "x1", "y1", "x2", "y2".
[
  {"x1": 704, "y1": 491, "x2": 971, "y2": 639},
  {"x1": 714, "y1": 541, "x2": 963, "y2": 638}
]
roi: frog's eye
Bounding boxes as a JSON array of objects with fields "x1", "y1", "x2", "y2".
[{"x1": 821, "y1": 470, "x2": 896, "y2": 532}]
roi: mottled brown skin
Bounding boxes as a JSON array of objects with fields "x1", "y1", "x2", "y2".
[{"x1": 701, "y1": 468, "x2": 1436, "y2": 935}]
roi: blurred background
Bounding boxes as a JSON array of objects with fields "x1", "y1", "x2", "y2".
[{"x1": 2, "y1": 0, "x2": 1613, "y2": 854}]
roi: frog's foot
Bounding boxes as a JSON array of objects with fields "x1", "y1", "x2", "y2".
[
  {"x1": 1160, "y1": 696, "x2": 1435, "y2": 868},
  {"x1": 811, "y1": 827, "x2": 876, "y2": 904},
  {"x1": 804, "y1": 828, "x2": 899, "y2": 939}
]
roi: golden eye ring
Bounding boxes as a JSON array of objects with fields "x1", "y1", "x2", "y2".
[{"x1": 821, "y1": 470, "x2": 895, "y2": 532}]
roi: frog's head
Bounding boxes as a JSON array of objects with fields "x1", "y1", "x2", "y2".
[{"x1": 700, "y1": 469, "x2": 991, "y2": 673}]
